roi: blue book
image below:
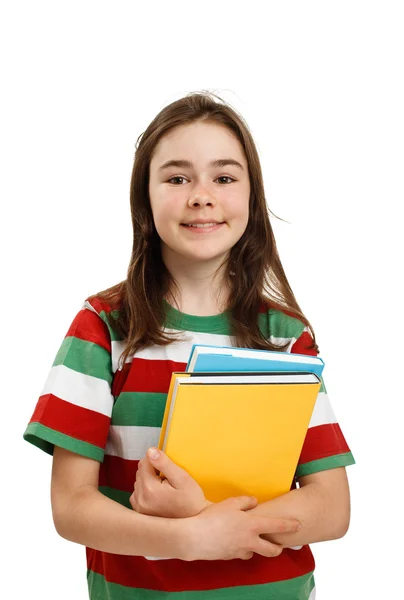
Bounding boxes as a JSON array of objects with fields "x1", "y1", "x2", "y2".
[{"x1": 186, "y1": 344, "x2": 324, "y2": 377}]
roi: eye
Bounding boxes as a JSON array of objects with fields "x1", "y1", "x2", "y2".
[
  {"x1": 167, "y1": 175, "x2": 235, "y2": 185},
  {"x1": 216, "y1": 176, "x2": 235, "y2": 184},
  {"x1": 167, "y1": 176, "x2": 188, "y2": 185}
]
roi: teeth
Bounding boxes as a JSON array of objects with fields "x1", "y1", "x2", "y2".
[{"x1": 186, "y1": 223, "x2": 219, "y2": 228}]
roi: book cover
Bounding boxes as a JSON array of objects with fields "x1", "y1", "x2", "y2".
[
  {"x1": 158, "y1": 371, "x2": 321, "y2": 502},
  {"x1": 186, "y1": 344, "x2": 324, "y2": 377}
]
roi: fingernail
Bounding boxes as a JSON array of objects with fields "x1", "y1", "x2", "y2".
[
  {"x1": 148, "y1": 448, "x2": 160, "y2": 460},
  {"x1": 296, "y1": 524, "x2": 302, "y2": 531}
]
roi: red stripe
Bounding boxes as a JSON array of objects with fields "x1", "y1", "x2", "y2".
[
  {"x1": 299, "y1": 423, "x2": 350, "y2": 464},
  {"x1": 258, "y1": 300, "x2": 269, "y2": 313},
  {"x1": 65, "y1": 309, "x2": 111, "y2": 353},
  {"x1": 99, "y1": 455, "x2": 138, "y2": 492},
  {"x1": 30, "y1": 394, "x2": 110, "y2": 448},
  {"x1": 86, "y1": 546, "x2": 314, "y2": 590},
  {"x1": 86, "y1": 295, "x2": 122, "y2": 314},
  {"x1": 111, "y1": 362, "x2": 132, "y2": 397},
  {"x1": 290, "y1": 331, "x2": 317, "y2": 356},
  {"x1": 100, "y1": 454, "x2": 296, "y2": 495},
  {"x1": 97, "y1": 426, "x2": 351, "y2": 494},
  {"x1": 123, "y1": 357, "x2": 187, "y2": 393}
]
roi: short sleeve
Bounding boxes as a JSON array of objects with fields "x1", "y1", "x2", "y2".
[
  {"x1": 23, "y1": 302, "x2": 114, "y2": 462},
  {"x1": 290, "y1": 329, "x2": 355, "y2": 478}
]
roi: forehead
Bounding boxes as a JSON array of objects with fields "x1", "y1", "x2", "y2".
[{"x1": 150, "y1": 121, "x2": 246, "y2": 167}]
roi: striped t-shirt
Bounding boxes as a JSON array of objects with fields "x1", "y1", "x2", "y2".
[{"x1": 24, "y1": 295, "x2": 355, "y2": 600}]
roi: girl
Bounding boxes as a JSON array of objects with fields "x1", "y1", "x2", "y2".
[{"x1": 24, "y1": 91, "x2": 355, "y2": 599}]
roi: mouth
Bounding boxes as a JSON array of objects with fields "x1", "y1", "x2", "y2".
[{"x1": 180, "y1": 222, "x2": 225, "y2": 233}]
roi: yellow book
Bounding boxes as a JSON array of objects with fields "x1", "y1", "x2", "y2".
[{"x1": 158, "y1": 371, "x2": 321, "y2": 502}]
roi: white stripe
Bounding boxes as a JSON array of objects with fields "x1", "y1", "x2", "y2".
[
  {"x1": 309, "y1": 587, "x2": 316, "y2": 599},
  {"x1": 281, "y1": 326, "x2": 311, "y2": 353},
  {"x1": 105, "y1": 425, "x2": 161, "y2": 459},
  {"x1": 143, "y1": 544, "x2": 315, "y2": 562},
  {"x1": 283, "y1": 336, "x2": 297, "y2": 352},
  {"x1": 308, "y1": 392, "x2": 337, "y2": 428},
  {"x1": 41, "y1": 364, "x2": 113, "y2": 417},
  {"x1": 111, "y1": 330, "x2": 297, "y2": 373},
  {"x1": 111, "y1": 330, "x2": 233, "y2": 372},
  {"x1": 82, "y1": 300, "x2": 99, "y2": 315},
  {"x1": 111, "y1": 340, "x2": 127, "y2": 372},
  {"x1": 84, "y1": 300, "x2": 304, "y2": 372},
  {"x1": 104, "y1": 393, "x2": 335, "y2": 461},
  {"x1": 105, "y1": 391, "x2": 331, "y2": 462}
]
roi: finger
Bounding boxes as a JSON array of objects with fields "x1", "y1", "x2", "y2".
[
  {"x1": 253, "y1": 537, "x2": 284, "y2": 558},
  {"x1": 146, "y1": 448, "x2": 190, "y2": 489},
  {"x1": 129, "y1": 492, "x2": 137, "y2": 511},
  {"x1": 255, "y1": 517, "x2": 301, "y2": 535},
  {"x1": 141, "y1": 456, "x2": 161, "y2": 478},
  {"x1": 223, "y1": 496, "x2": 258, "y2": 511},
  {"x1": 134, "y1": 460, "x2": 161, "y2": 497}
]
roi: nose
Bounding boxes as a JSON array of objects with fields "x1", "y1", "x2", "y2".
[{"x1": 187, "y1": 191, "x2": 216, "y2": 208}]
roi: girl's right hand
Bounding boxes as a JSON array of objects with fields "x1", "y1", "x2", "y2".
[{"x1": 185, "y1": 495, "x2": 300, "y2": 561}]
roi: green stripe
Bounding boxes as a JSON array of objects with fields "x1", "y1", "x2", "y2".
[
  {"x1": 258, "y1": 311, "x2": 302, "y2": 346},
  {"x1": 99, "y1": 310, "x2": 124, "y2": 341},
  {"x1": 257, "y1": 312, "x2": 271, "y2": 339},
  {"x1": 163, "y1": 300, "x2": 231, "y2": 334},
  {"x1": 111, "y1": 386, "x2": 329, "y2": 428},
  {"x1": 87, "y1": 570, "x2": 314, "y2": 599},
  {"x1": 100, "y1": 306, "x2": 232, "y2": 338},
  {"x1": 99, "y1": 486, "x2": 131, "y2": 508},
  {"x1": 53, "y1": 336, "x2": 113, "y2": 383},
  {"x1": 112, "y1": 392, "x2": 167, "y2": 426},
  {"x1": 23, "y1": 422, "x2": 104, "y2": 461},
  {"x1": 267, "y1": 310, "x2": 305, "y2": 341},
  {"x1": 98, "y1": 304, "x2": 306, "y2": 342},
  {"x1": 296, "y1": 452, "x2": 355, "y2": 478}
]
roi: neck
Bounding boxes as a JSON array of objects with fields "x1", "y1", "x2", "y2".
[
  {"x1": 162, "y1": 251, "x2": 231, "y2": 316},
  {"x1": 167, "y1": 286, "x2": 230, "y2": 316}
]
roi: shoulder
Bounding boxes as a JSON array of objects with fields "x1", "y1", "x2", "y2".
[
  {"x1": 82, "y1": 287, "x2": 124, "y2": 342},
  {"x1": 258, "y1": 299, "x2": 316, "y2": 355},
  {"x1": 84, "y1": 284, "x2": 124, "y2": 321},
  {"x1": 83, "y1": 296, "x2": 121, "y2": 317},
  {"x1": 83, "y1": 286, "x2": 123, "y2": 316},
  {"x1": 258, "y1": 299, "x2": 306, "y2": 339}
]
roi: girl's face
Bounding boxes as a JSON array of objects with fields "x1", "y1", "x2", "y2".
[{"x1": 148, "y1": 121, "x2": 250, "y2": 269}]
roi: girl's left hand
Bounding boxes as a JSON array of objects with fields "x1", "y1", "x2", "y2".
[{"x1": 129, "y1": 447, "x2": 211, "y2": 518}]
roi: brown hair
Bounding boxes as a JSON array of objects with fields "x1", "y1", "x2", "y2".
[{"x1": 90, "y1": 91, "x2": 317, "y2": 367}]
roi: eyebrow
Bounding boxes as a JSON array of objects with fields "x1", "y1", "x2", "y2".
[{"x1": 158, "y1": 158, "x2": 245, "y2": 172}]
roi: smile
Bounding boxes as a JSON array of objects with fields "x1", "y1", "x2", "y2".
[{"x1": 180, "y1": 223, "x2": 225, "y2": 233}]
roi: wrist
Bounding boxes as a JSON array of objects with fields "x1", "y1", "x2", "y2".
[{"x1": 175, "y1": 516, "x2": 200, "y2": 561}]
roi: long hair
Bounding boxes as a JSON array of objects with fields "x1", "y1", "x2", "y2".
[{"x1": 90, "y1": 91, "x2": 317, "y2": 367}]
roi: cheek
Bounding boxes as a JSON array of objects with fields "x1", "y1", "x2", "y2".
[
  {"x1": 151, "y1": 200, "x2": 183, "y2": 246},
  {"x1": 225, "y1": 196, "x2": 249, "y2": 224},
  {"x1": 231, "y1": 201, "x2": 249, "y2": 239},
  {"x1": 154, "y1": 192, "x2": 181, "y2": 217},
  {"x1": 151, "y1": 197, "x2": 178, "y2": 230}
]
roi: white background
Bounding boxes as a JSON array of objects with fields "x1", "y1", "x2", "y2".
[{"x1": 2, "y1": 1, "x2": 403, "y2": 598}]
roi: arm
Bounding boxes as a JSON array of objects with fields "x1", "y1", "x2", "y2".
[
  {"x1": 51, "y1": 446, "x2": 190, "y2": 558},
  {"x1": 245, "y1": 467, "x2": 351, "y2": 547},
  {"x1": 51, "y1": 446, "x2": 300, "y2": 561}
]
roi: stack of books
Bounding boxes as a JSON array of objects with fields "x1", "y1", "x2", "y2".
[{"x1": 157, "y1": 344, "x2": 324, "y2": 502}]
